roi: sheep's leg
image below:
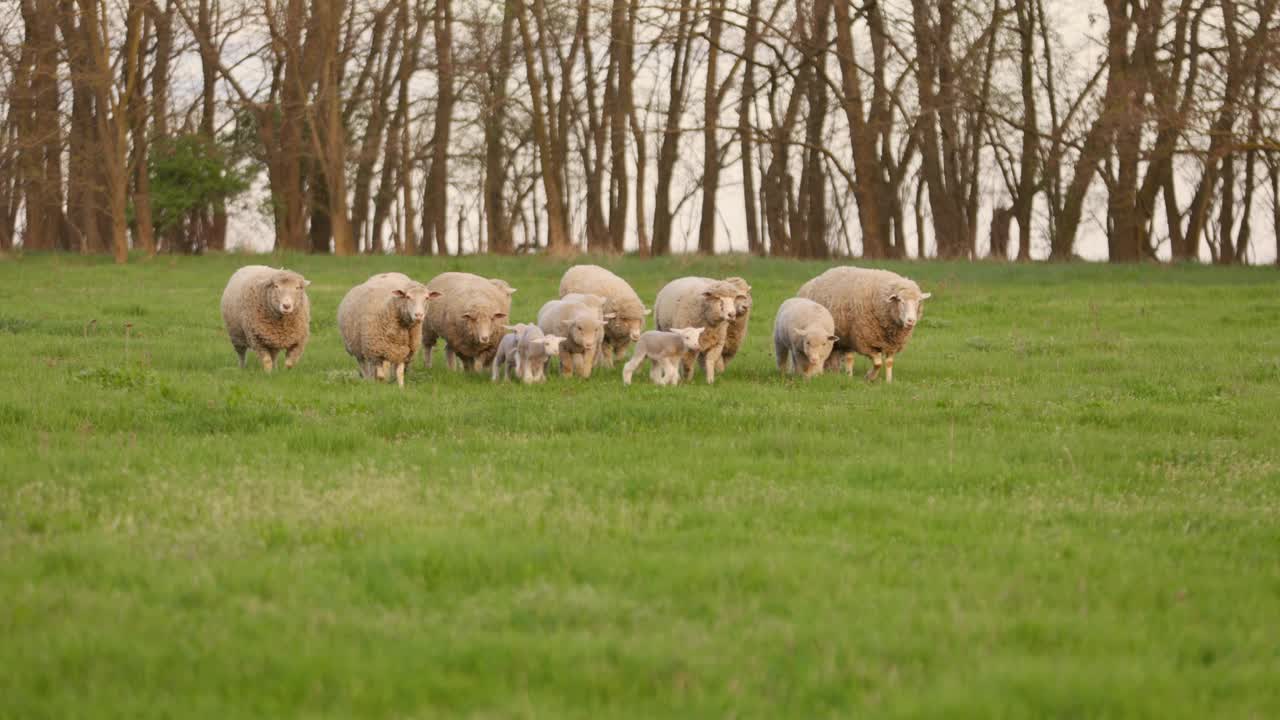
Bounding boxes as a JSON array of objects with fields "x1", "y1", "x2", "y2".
[
  {"x1": 559, "y1": 350, "x2": 574, "y2": 377},
  {"x1": 715, "y1": 356, "x2": 726, "y2": 373},
  {"x1": 421, "y1": 333, "x2": 436, "y2": 369},
  {"x1": 789, "y1": 349, "x2": 803, "y2": 376},
  {"x1": 774, "y1": 338, "x2": 788, "y2": 374},
  {"x1": 444, "y1": 345, "x2": 457, "y2": 371},
  {"x1": 491, "y1": 356, "x2": 502, "y2": 382},
  {"x1": 234, "y1": 346, "x2": 248, "y2": 368},
  {"x1": 865, "y1": 352, "x2": 883, "y2": 382},
  {"x1": 842, "y1": 352, "x2": 856, "y2": 377},
  {"x1": 395, "y1": 362, "x2": 406, "y2": 388},
  {"x1": 256, "y1": 349, "x2": 275, "y2": 372},
  {"x1": 284, "y1": 343, "x2": 304, "y2": 369},
  {"x1": 680, "y1": 351, "x2": 697, "y2": 381},
  {"x1": 580, "y1": 349, "x2": 596, "y2": 378},
  {"x1": 885, "y1": 355, "x2": 895, "y2": 384},
  {"x1": 703, "y1": 347, "x2": 722, "y2": 384},
  {"x1": 622, "y1": 351, "x2": 645, "y2": 385}
]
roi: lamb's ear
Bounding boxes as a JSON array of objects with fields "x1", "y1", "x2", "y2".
[
  {"x1": 920, "y1": 292, "x2": 932, "y2": 300},
  {"x1": 427, "y1": 290, "x2": 443, "y2": 300}
]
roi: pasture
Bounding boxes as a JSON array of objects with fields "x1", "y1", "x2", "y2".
[{"x1": 1, "y1": 253, "x2": 1277, "y2": 718}]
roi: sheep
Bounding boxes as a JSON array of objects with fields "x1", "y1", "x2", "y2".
[
  {"x1": 537, "y1": 296, "x2": 614, "y2": 378},
  {"x1": 559, "y1": 292, "x2": 610, "y2": 365},
  {"x1": 558, "y1": 265, "x2": 650, "y2": 367},
  {"x1": 652, "y1": 277, "x2": 741, "y2": 384},
  {"x1": 797, "y1": 266, "x2": 932, "y2": 383},
  {"x1": 491, "y1": 324, "x2": 566, "y2": 383},
  {"x1": 772, "y1": 298, "x2": 839, "y2": 379},
  {"x1": 421, "y1": 272, "x2": 516, "y2": 372},
  {"x1": 621, "y1": 327, "x2": 705, "y2": 386},
  {"x1": 700, "y1": 276, "x2": 752, "y2": 373},
  {"x1": 337, "y1": 273, "x2": 441, "y2": 387},
  {"x1": 220, "y1": 265, "x2": 311, "y2": 372}
]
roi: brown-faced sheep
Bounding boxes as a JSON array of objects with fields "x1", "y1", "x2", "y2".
[
  {"x1": 220, "y1": 265, "x2": 311, "y2": 372},
  {"x1": 797, "y1": 266, "x2": 931, "y2": 383},
  {"x1": 337, "y1": 273, "x2": 441, "y2": 387},
  {"x1": 698, "y1": 276, "x2": 752, "y2": 373},
  {"x1": 772, "y1": 298, "x2": 838, "y2": 379},
  {"x1": 652, "y1": 277, "x2": 740, "y2": 384},
  {"x1": 422, "y1": 272, "x2": 515, "y2": 371},
  {"x1": 621, "y1": 327, "x2": 705, "y2": 386},
  {"x1": 537, "y1": 297, "x2": 613, "y2": 378},
  {"x1": 558, "y1": 265, "x2": 650, "y2": 367}
]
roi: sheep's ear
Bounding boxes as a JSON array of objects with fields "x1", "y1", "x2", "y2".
[
  {"x1": 920, "y1": 292, "x2": 932, "y2": 300},
  {"x1": 889, "y1": 293, "x2": 900, "y2": 302},
  {"x1": 702, "y1": 290, "x2": 716, "y2": 299},
  {"x1": 644, "y1": 307, "x2": 652, "y2": 316},
  {"x1": 827, "y1": 335, "x2": 839, "y2": 343},
  {"x1": 303, "y1": 280, "x2": 312, "y2": 287},
  {"x1": 462, "y1": 313, "x2": 476, "y2": 321},
  {"x1": 427, "y1": 290, "x2": 443, "y2": 300},
  {"x1": 505, "y1": 287, "x2": 518, "y2": 295},
  {"x1": 392, "y1": 289, "x2": 409, "y2": 298},
  {"x1": 603, "y1": 312, "x2": 617, "y2": 320},
  {"x1": 493, "y1": 312, "x2": 508, "y2": 320}
]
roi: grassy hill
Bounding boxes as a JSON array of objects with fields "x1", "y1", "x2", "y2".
[{"x1": 1, "y1": 253, "x2": 1277, "y2": 717}]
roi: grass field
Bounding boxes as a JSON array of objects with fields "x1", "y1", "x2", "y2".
[{"x1": 1, "y1": 252, "x2": 1277, "y2": 718}]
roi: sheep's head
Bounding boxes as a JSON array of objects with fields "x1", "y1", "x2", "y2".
[
  {"x1": 886, "y1": 283, "x2": 932, "y2": 329},
  {"x1": 672, "y1": 326, "x2": 705, "y2": 351},
  {"x1": 801, "y1": 328, "x2": 839, "y2": 374},
  {"x1": 266, "y1": 270, "x2": 310, "y2": 316},
  {"x1": 725, "y1": 278, "x2": 753, "y2": 318},
  {"x1": 701, "y1": 282, "x2": 740, "y2": 324},
  {"x1": 463, "y1": 309, "x2": 509, "y2": 346},
  {"x1": 570, "y1": 317, "x2": 602, "y2": 352},
  {"x1": 536, "y1": 335, "x2": 566, "y2": 358},
  {"x1": 392, "y1": 284, "x2": 441, "y2": 326},
  {"x1": 488, "y1": 278, "x2": 518, "y2": 296}
]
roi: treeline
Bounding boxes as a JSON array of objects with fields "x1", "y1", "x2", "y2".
[{"x1": 1, "y1": 0, "x2": 1279, "y2": 263}]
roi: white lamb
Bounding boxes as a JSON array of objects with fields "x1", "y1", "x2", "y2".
[
  {"x1": 621, "y1": 328, "x2": 705, "y2": 386},
  {"x1": 491, "y1": 324, "x2": 566, "y2": 383}
]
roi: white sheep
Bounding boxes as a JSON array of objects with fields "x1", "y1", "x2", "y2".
[
  {"x1": 621, "y1": 328, "x2": 705, "y2": 386},
  {"x1": 491, "y1": 324, "x2": 566, "y2": 383},
  {"x1": 537, "y1": 297, "x2": 614, "y2": 378},
  {"x1": 422, "y1": 272, "x2": 516, "y2": 371},
  {"x1": 337, "y1": 273, "x2": 441, "y2": 387},
  {"x1": 702, "y1": 276, "x2": 752, "y2": 373},
  {"x1": 558, "y1": 265, "x2": 650, "y2": 367},
  {"x1": 652, "y1": 277, "x2": 741, "y2": 384},
  {"x1": 220, "y1": 265, "x2": 311, "y2": 372},
  {"x1": 772, "y1": 298, "x2": 838, "y2": 379},
  {"x1": 797, "y1": 266, "x2": 931, "y2": 382}
]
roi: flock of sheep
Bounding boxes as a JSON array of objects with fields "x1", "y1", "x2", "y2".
[{"x1": 219, "y1": 264, "x2": 932, "y2": 387}]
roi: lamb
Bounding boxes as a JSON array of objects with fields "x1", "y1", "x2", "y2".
[
  {"x1": 220, "y1": 265, "x2": 311, "y2": 372},
  {"x1": 558, "y1": 265, "x2": 650, "y2": 367},
  {"x1": 537, "y1": 296, "x2": 614, "y2": 378},
  {"x1": 772, "y1": 298, "x2": 839, "y2": 379},
  {"x1": 652, "y1": 276, "x2": 741, "y2": 384},
  {"x1": 491, "y1": 324, "x2": 566, "y2": 383},
  {"x1": 337, "y1": 273, "x2": 441, "y2": 387},
  {"x1": 421, "y1": 272, "x2": 516, "y2": 371},
  {"x1": 797, "y1": 266, "x2": 931, "y2": 383},
  {"x1": 621, "y1": 328, "x2": 705, "y2": 386}
]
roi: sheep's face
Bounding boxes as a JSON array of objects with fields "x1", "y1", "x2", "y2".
[
  {"x1": 701, "y1": 291, "x2": 737, "y2": 324},
  {"x1": 732, "y1": 293, "x2": 753, "y2": 319},
  {"x1": 267, "y1": 272, "x2": 310, "y2": 316},
  {"x1": 889, "y1": 289, "x2": 931, "y2": 329},
  {"x1": 569, "y1": 320, "x2": 601, "y2": 353},
  {"x1": 608, "y1": 315, "x2": 644, "y2": 343},
  {"x1": 536, "y1": 335, "x2": 566, "y2": 358},
  {"x1": 463, "y1": 310, "x2": 509, "y2": 346},
  {"x1": 674, "y1": 326, "x2": 705, "y2": 351},
  {"x1": 802, "y1": 329, "x2": 839, "y2": 373},
  {"x1": 393, "y1": 286, "x2": 441, "y2": 326}
]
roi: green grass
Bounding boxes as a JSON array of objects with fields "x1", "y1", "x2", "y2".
[{"x1": 1, "y1": 252, "x2": 1278, "y2": 718}]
